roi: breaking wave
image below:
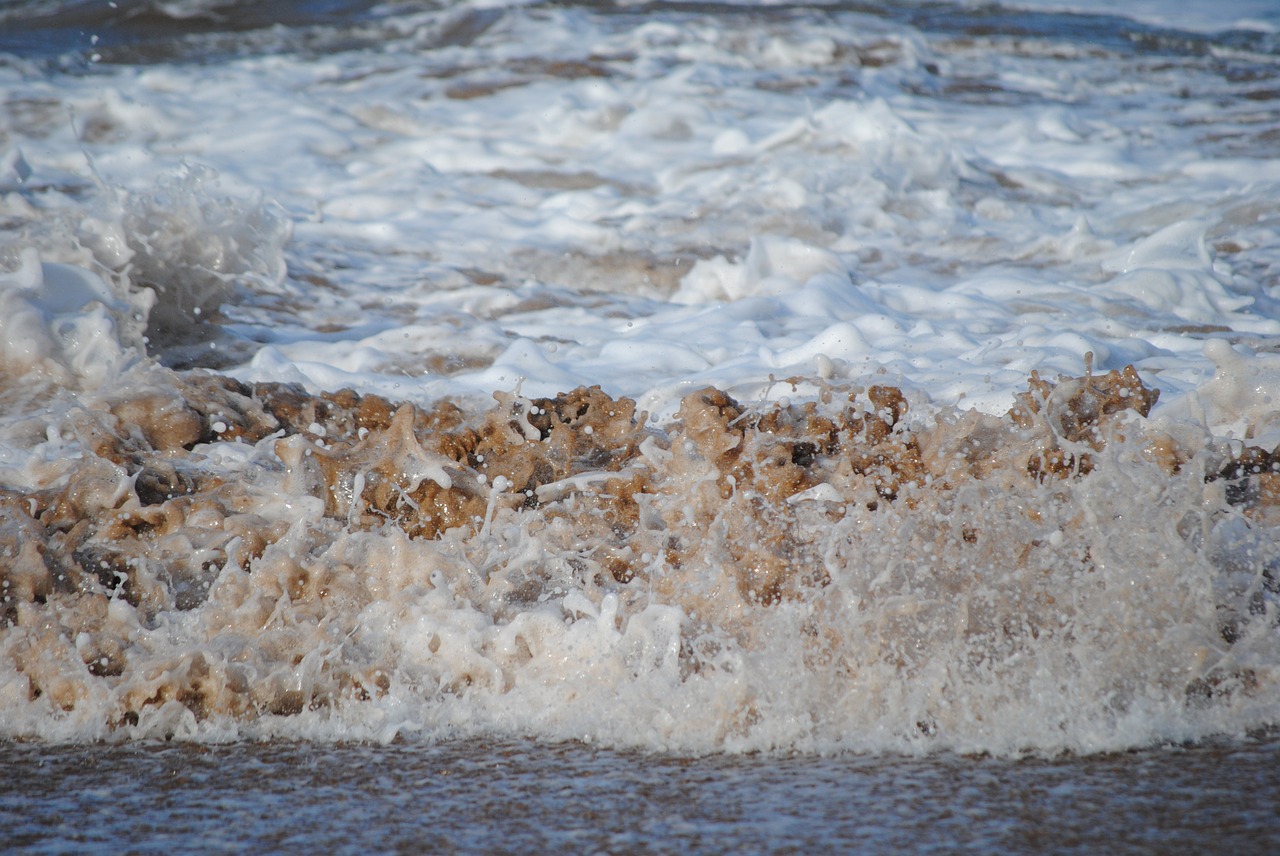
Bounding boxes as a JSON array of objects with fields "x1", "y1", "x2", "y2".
[{"x1": 2, "y1": 344, "x2": 1277, "y2": 754}]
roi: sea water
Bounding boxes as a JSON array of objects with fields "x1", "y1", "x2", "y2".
[
  {"x1": 2, "y1": 0, "x2": 1279, "y2": 848},
  {"x1": 3, "y1": 735, "x2": 1278, "y2": 852}
]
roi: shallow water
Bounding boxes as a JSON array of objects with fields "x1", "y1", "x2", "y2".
[{"x1": 4, "y1": 735, "x2": 1279, "y2": 853}]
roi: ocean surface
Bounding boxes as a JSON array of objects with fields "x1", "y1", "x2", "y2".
[
  {"x1": 3, "y1": 734, "x2": 1279, "y2": 852},
  {"x1": 3, "y1": 0, "x2": 1280, "y2": 849}
]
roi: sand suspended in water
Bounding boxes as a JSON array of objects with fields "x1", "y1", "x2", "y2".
[{"x1": 2, "y1": 355, "x2": 1277, "y2": 749}]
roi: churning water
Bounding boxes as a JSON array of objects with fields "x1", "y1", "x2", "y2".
[{"x1": 3, "y1": 0, "x2": 1280, "y2": 849}]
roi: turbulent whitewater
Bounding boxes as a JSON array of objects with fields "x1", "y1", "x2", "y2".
[{"x1": 1, "y1": 0, "x2": 1279, "y2": 754}]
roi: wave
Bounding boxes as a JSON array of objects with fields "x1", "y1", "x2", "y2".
[{"x1": 1, "y1": 335, "x2": 1276, "y2": 753}]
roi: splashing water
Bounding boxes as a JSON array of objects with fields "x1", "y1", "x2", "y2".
[{"x1": 1, "y1": 0, "x2": 1279, "y2": 756}]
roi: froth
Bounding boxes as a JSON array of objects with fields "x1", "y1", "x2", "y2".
[
  {"x1": 1, "y1": 164, "x2": 289, "y2": 367},
  {"x1": 0, "y1": 248, "x2": 142, "y2": 390},
  {"x1": 1, "y1": 356, "x2": 1276, "y2": 753}
]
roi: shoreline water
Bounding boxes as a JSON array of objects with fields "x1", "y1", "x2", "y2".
[{"x1": 4, "y1": 734, "x2": 1280, "y2": 853}]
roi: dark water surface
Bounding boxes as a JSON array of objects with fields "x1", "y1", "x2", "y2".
[{"x1": 3, "y1": 735, "x2": 1279, "y2": 853}]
